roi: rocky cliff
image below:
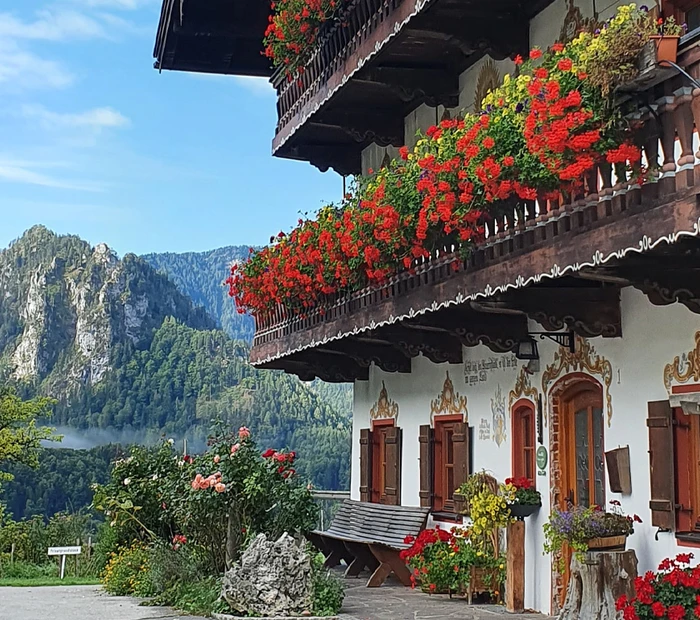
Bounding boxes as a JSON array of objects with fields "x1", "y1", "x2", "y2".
[{"x1": 0, "y1": 226, "x2": 213, "y2": 396}]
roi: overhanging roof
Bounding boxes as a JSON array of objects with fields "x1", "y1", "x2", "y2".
[{"x1": 154, "y1": 0, "x2": 273, "y2": 77}]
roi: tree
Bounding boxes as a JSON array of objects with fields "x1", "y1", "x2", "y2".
[{"x1": 0, "y1": 387, "x2": 59, "y2": 483}]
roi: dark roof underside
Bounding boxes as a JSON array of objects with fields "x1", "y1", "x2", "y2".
[{"x1": 154, "y1": 0, "x2": 273, "y2": 77}]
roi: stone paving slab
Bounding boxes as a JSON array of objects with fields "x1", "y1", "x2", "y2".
[
  {"x1": 0, "y1": 585, "x2": 206, "y2": 620},
  {"x1": 338, "y1": 575, "x2": 553, "y2": 620}
]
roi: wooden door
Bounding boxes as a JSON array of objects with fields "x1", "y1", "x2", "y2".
[{"x1": 559, "y1": 382, "x2": 605, "y2": 605}]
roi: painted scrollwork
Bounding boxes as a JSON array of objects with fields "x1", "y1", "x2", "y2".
[
  {"x1": 664, "y1": 331, "x2": 700, "y2": 393},
  {"x1": 370, "y1": 381, "x2": 399, "y2": 420},
  {"x1": 508, "y1": 365, "x2": 539, "y2": 409},
  {"x1": 430, "y1": 371, "x2": 468, "y2": 424},
  {"x1": 492, "y1": 384, "x2": 507, "y2": 447},
  {"x1": 542, "y1": 335, "x2": 613, "y2": 426}
]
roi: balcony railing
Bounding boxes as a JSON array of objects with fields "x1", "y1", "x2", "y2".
[
  {"x1": 251, "y1": 49, "x2": 700, "y2": 365},
  {"x1": 271, "y1": 0, "x2": 406, "y2": 151}
]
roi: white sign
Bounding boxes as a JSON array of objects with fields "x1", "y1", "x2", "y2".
[{"x1": 48, "y1": 546, "x2": 81, "y2": 556}]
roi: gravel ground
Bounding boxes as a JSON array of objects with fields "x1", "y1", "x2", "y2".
[{"x1": 0, "y1": 585, "x2": 206, "y2": 620}]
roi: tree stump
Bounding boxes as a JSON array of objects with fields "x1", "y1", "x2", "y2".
[{"x1": 559, "y1": 550, "x2": 638, "y2": 620}]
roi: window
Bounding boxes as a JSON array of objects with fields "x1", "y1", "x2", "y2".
[
  {"x1": 512, "y1": 402, "x2": 536, "y2": 486},
  {"x1": 648, "y1": 400, "x2": 700, "y2": 538},
  {"x1": 359, "y1": 422, "x2": 402, "y2": 505},
  {"x1": 419, "y1": 419, "x2": 470, "y2": 515},
  {"x1": 663, "y1": 1, "x2": 700, "y2": 35}
]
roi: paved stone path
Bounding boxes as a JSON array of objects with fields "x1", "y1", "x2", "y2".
[
  {"x1": 340, "y1": 577, "x2": 552, "y2": 619},
  {"x1": 0, "y1": 586, "x2": 206, "y2": 620},
  {"x1": 0, "y1": 582, "x2": 552, "y2": 620}
]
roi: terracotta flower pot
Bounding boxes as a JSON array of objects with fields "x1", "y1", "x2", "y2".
[
  {"x1": 587, "y1": 534, "x2": 627, "y2": 551},
  {"x1": 650, "y1": 35, "x2": 680, "y2": 64}
]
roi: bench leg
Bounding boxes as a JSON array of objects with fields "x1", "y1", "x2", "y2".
[
  {"x1": 343, "y1": 542, "x2": 378, "y2": 578},
  {"x1": 368, "y1": 545, "x2": 412, "y2": 587},
  {"x1": 307, "y1": 532, "x2": 329, "y2": 555},
  {"x1": 321, "y1": 538, "x2": 353, "y2": 568}
]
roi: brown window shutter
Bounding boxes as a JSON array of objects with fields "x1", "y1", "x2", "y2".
[
  {"x1": 647, "y1": 400, "x2": 676, "y2": 530},
  {"x1": 384, "y1": 426, "x2": 402, "y2": 506},
  {"x1": 452, "y1": 422, "x2": 470, "y2": 513},
  {"x1": 419, "y1": 424, "x2": 434, "y2": 508},
  {"x1": 359, "y1": 428, "x2": 373, "y2": 503}
]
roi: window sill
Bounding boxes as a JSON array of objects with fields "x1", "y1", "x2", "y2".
[
  {"x1": 676, "y1": 532, "x2": 700, "y2": 548},
  {"x1": 431, "y1": 511, "x2": 463, "y2": 524}
]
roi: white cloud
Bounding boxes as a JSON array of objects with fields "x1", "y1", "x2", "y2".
[
  {"x1": 0, "y1": 9, "x2": 106, "y2": 41},
  {"x1": 0, "y1": 40, "x2": 74, "y2": 91},
  {"x1": 234, "y1": 76, "x2": 275, "y2": 96},
  {"x1": 0, "y1": 160, "x2": 103, "y2": 192},
  {"x1": 21, "y1": 105, "x2": 130, "y2": 131}
]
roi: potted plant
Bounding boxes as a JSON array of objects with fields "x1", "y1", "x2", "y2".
[
  {"x1": 651, "y1": 15, "x2": 686, "y2": 64},
  {"x1": 616, "y1": 553, "x2": 700, "y2": 619},
  {"x1": 503, "y1": 477, "x2": 542, "y2": 519},
  {"x1": 456, "y1": 470, "x2": 499, "y2": 517},
  {"x1": 543, "y1": 500, "x2": 641, "y2": 566}
]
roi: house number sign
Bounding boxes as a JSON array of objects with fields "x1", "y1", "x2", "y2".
[{"x1": 536, "y1": 446, "x2": 548, "y2": 476}]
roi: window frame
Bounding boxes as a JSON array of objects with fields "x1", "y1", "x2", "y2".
[
  {"x1": 673, "y1": 406, "x2": 700, "y2": 533},
  {"x1": 662, "y1": 1, "x2": 700, "y2": 37},
  {"x1": 511, "y1": 399, "x2": 537, "y2": 487},
  {"x1": 370, "y1": 418, "x2": 395, "y2": 504},
  {"x1": 431, "y1": 414, "x2": 465, "y2": 514}
]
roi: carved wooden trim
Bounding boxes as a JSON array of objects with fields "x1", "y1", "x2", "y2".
[
  {"x1": 541, "y1": 336, "x2": 613, "y2": 427},
  {"x1": 370, "y1": 381, "x2": 399, "y2": 420},
  {"x1": 430, "y1": 371, "x2": 468, "y2": 425}
]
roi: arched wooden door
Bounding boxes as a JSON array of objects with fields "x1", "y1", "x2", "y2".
[{"x1": 558, "y1": 380, "x2": 605, "y2": 605}]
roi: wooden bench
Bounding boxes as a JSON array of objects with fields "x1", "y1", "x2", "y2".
[{"x1": 307, "y1": 500, "x2": 429, "y2": 587}]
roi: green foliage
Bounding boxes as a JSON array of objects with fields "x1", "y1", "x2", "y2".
[
  {"x1": 1, "y1": 445, "x2": 122, "y2": 519},
  {"x1": 0, "y1": 387, "x2": 59, "y2": 483},
  {"x1": 0, "y1": 561, "x2": 57, "y2": 580},
  {"x1": 151, "y1": 576, "x2": 230, "y2": 616},
  {"x1": 310, "y1": 551, "x2": 344, "y2": 616},
  {"x1": 101, "y1": 543, "x2": 155, "y2": 597}
]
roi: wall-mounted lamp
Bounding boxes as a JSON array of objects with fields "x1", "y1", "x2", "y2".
[{"x1": 515, "y1": 330, "x2": 576, "y2": 361}]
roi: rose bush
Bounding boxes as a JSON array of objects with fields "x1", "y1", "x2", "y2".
[{"x1": 231, "y1": 4, "x2": 661, "y2": 317}]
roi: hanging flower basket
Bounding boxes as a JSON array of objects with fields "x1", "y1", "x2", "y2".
[
  {"x1": 650, "y1": 34, "x2": 680, "y2": 64},
  {"x1": 508, "y1": 502, "x2": 541, "y2": 519},
  {"x1": 587, "y1": 534, "x2": 627, "y2": 551}
]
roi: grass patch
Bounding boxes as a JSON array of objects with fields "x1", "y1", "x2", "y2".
[{"x1": 0, "y1": 576, "x2": 100, "y2": 587}]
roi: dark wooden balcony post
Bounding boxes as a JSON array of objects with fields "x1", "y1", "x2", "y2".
[{"x1": 674, "y1": 86, "x2": 696, "y2": 189}]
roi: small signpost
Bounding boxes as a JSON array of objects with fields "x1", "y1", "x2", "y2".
[{"x1": 48, "y1": 546, "x2": 81, "y2": 579}]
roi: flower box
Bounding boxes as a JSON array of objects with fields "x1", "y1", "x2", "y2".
[
  {"x1": 650, "y1": 34, "x2": 680, "y2": 64},
  {"x1": 587, "y1": 534, "x2": 627, "y2": 551}
]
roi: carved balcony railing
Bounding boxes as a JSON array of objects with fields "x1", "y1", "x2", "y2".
[
  {"x1": 250, "y1": 47, "x2": 700, "y2": 368},
  {"x1": 271, "y1": 0, "x2": 403, "y2": 141}
]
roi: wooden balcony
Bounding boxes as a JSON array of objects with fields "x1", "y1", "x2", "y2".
[
  {"x1": 271, "y1": 0, "x2": 556, "y2": 174},
  {"x1": 154, "y1": 0, "x2": 272, "y2": 77},
  {"x1": 251, "y1": 47, "x2": 700, "y2": 382}
]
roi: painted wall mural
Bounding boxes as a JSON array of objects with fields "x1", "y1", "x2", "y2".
[
  {"x1": 430, "y1": 371, "x2": 468, "y2": 424},
  {"x1": 542, "y1": 335, "x2": 613, "y2": 426},
  {"x1": 369, "y1": 381, "x2": 399, "y2": 420},
  {"x1": 664, "y1": 330, "x2": 700, "y2": 393},
  {"x1": 508, "y1": 365, "x2": 539, "y2": 409},
  {"x1": 464, "y1": 353, "x2": 518, "y2": 386},
  {"x1": 479, "y1": 418, "x2": 492, "y2": 441},
  {"x1": 492, "y1": 384, "x2": 507, "y2": 447}
]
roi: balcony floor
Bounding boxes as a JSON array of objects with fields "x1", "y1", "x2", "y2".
[{"x1": 338, "y1": 569, "x2": 552, "y2": 619}]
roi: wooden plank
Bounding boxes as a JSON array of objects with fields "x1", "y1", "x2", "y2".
[{"x1": 506, "y1": 520, "x2": 525, "y2": 613}]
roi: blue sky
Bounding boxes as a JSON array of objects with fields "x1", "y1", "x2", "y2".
[{"x1": 0, "y1": 0, "x2": 341, "y2": 256}]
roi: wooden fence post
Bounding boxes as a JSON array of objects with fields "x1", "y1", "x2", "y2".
[{"x1": 506, "y1": 520, "x2": 525, "y2": 613}]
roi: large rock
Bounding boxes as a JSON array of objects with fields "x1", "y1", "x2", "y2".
[{"x1": 222, "y1": 533, "x2": 313, "y2": 617}]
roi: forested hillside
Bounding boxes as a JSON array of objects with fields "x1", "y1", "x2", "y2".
[{"x1": 0, "y1": 228, "x2": 351, "y2": 520}]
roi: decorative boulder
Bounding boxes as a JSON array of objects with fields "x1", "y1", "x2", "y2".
[{"x1": 222, "y1": 533, "x2": 313, "y2": 617}]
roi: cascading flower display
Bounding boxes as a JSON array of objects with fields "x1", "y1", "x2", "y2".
[
  {"x1": 616, "y1": 554, "x2": 700, "y2": 620},
  {"x1": 235, "y1": 5, "x2": 652, "y2": 318},
  {"x1": 264, "y1": 0, "x2": 343, "y2": 77}
]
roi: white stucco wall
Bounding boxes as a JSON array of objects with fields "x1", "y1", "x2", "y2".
[{"x1": 350, "y1": 288, "x2": 700, "y2": 612}]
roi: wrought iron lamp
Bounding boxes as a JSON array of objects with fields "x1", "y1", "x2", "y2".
[{"x1": 515, "y1": 330, "x2": 576, "y2": 361}]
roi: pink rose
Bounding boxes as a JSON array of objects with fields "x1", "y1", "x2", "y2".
[
  {"x1": 231, "y1": 443, "x2": 240, "y2": 455},
  {"x1": 214, "y1": 455, "x2": 221, "y2": 464},
  {"x1": 214, "y1": 483, "x2": 226, "y2": 493},
  {"x1": 238, "y1": 426, "x2": 250, "y2": 439}
]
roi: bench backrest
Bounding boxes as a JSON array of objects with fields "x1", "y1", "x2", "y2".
[{"x1": 325, "y1": 500, "x2": 429, "y2": 550}]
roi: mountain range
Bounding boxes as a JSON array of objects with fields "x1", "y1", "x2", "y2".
[{"x1": 0, "y1": 226, "x2": 351, "y2": 519}]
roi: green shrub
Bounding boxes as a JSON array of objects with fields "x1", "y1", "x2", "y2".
[
  {"x1": 101, "y1": 543, "x2": 154, "y2": 597},
  {"x1": 0, "y1": 561, "x2": 57, "y2": 580},
  {"x1": 147, "y1": 542, "x2": 207, "y2": 595},
  {"x1": 152, "y1": 576, "x2": 230, "y2": 617},
  {"x1": 311, "y1": 551, "x2": 344, "y2": 616}
]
